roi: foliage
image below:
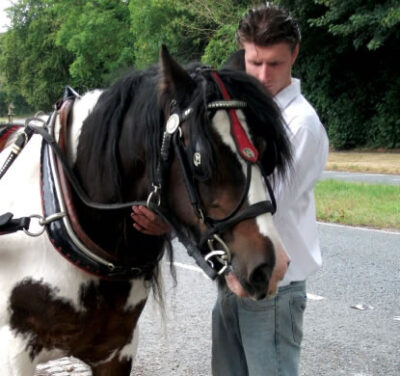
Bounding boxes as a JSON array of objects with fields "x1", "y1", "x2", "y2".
[
  {"x1": 0, "y1": 0, "x2": 398, "y2": 149},
  {"x1": 55, "y1": 0, "x2": 134, "y2": 90},
  {"x1": 0, "y1": 0, "x2": 73, "y2": 110},
  {"x1": 129, "y1": 0, "x2": 253, "y2": 68},
  {"x1": 129, "y1": 0, "x2": 208, "y2": 67},
  {"x1": 276, "y1": 0, "x2": 400, "y2": 149}
]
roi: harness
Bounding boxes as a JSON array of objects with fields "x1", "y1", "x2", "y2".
[{"x1": 0, "y1": 71, "x2": 277, "y2": 280}]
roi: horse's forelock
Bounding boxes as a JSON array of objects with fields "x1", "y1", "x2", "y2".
[{"x1": 218, "y1": 69, "x2": 292, "y2": 177}]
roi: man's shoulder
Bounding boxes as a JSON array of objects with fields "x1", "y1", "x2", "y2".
[{"x1": 284, "y1": 94, "x2": 322, "y2": 132}]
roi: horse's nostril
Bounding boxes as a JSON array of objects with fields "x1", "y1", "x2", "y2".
[{"x1": 249, "y1": 263, "x2": 272, "y2": 286}]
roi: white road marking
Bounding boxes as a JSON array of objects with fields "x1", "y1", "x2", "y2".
[{"x1": 307, "y1": 293, "x2": 326, "y2": 301}]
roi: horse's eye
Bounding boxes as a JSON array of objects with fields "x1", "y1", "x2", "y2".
[
  {"x1": 209, "y1": 200, "x2": 219, "y2": 209},
  {"x1": 255, "y1": 138, "x2": 267, "y2": 155}
]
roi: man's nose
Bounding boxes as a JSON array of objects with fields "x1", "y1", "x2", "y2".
[{"x1": 258, "y1": 65, "x2": 270, "y2": 84}]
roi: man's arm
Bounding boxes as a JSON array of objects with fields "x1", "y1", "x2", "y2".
[{"x1": 273, "y1": 119, "x2": 329, "y2": 214}]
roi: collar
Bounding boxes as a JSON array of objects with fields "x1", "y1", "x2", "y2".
[{"x1": 274, "y1": 78, "x2": 301, "y2": 111}]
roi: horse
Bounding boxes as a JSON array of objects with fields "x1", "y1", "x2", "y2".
[{"x1": 0, "y1": 46, "x2": 291, "y2": 375}]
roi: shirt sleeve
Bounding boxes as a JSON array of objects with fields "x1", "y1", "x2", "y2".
[{"x1": 272, "y1": 117, "x2": 329, "y2": 214}]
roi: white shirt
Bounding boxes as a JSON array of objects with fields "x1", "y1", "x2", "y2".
[{"x1": 273, "y1": 78, "x2": 329, "y2": 286}]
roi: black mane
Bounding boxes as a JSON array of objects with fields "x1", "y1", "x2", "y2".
[
  {"x1": 77, "y1": 63, "x2": 290, "y2": 201},
  {"x1": 72, "y1": 61, "x2": 291, "y2": 278}
]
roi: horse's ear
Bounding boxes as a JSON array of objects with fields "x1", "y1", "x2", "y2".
[
  {"x1": 222, "y1": 50, "x2": 245, "y2": 71},
  {"x1": 158, "y1": 45, "x2": 196, "y2": 110}
]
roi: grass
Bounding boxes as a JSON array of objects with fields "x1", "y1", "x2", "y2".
[
  {"x1": 327, "y1": 151, "x2": 400, "y2": 175},
  {"x1": 315, "y1": 179, "x2": 400, "y2": 231}
]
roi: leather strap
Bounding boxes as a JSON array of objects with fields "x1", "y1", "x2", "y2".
[{"x1": 0, "y1": 212, "x2": 30, "y2": 235}]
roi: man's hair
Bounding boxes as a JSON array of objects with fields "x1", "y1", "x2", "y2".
[{"x1": 236, "y1": 4, "x2": 301, "y2": 51}]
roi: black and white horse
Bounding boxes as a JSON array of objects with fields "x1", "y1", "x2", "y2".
[{"x1": 0, "y1": 46, "x2": 291, "y2": 375}]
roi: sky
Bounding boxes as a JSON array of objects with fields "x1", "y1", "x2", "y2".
[{"x1": 0, "y1": 0, "x2": 12, "y2": 33}]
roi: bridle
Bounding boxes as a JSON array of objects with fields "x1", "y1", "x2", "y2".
[
  {"x1": 148, "y1": 70, "x2": 277, "y2": 278},
  {"x1": 0, "y1": 71, "x2": 277, "y2": 280}
]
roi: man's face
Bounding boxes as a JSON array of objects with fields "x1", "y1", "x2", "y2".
[{"x1": 243, "y1": 41, "x2": 298, "y2": 96}]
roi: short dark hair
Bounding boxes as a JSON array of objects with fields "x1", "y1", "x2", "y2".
[{"x1": 236, "y1": 4, "x2": 301, "y2": 51}]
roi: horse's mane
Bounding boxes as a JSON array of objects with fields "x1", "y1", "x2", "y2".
[{"x1": 76, "y1": 62, "x2": 290, "y2": 204}]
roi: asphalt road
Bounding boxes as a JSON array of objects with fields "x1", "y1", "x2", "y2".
[{"x1": 132, "y1": 224, "x2": 400, "y2": 376}]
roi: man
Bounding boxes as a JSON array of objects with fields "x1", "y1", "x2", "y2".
[
  {"x1": 211, "y1": 5, "x2": 328, "y2": 376},
  {"x1": 132, "y1": 4, "x2": 328, "y2": 375}
]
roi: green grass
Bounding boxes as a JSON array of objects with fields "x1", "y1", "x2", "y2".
[{"x1": 315, "y1": 179, "x2": 400, "y2": 231}]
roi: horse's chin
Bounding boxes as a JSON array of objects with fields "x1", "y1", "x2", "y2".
[
  {"x1": 224, "y1": 271, "x2": 249, "y2": 298},
  {"x1": 224, "y1": 271, "x2": 279, "y2": 300}
]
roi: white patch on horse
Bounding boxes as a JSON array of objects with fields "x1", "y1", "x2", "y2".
[
  {"x1": 60, "y1": 89, "x2": 103, "y2": 165},
  {"x1": 118, "y1": 328, "x2": 139, "y2": 362},
  {"x1": 124, "y1": 278, "x2": 150, "y2": 310},
  {"x1": 0, "y1": 326, "x2": 36, "y2": 375},
  {"x1": 211, "y1": 110, "x2": 285, "y2": 252}
]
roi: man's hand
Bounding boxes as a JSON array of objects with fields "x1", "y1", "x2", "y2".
[{"x1": 131, "y1": 205, "x2": 170, "y2": 236}]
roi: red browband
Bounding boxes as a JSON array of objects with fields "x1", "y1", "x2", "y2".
[{"x1": 210, "y1": 71, "x2": 258, "y2": 163}]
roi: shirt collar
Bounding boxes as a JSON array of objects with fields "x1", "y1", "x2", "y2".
[{"x1": 274, "y1": 78, "x2": 301, "y2": 111}]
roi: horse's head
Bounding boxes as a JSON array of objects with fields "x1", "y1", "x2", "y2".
[{"x1": 157, "y1": 46, "x2": 292, "y2": 299}]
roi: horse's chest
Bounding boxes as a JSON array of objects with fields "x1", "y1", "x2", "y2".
[{"x1": 9, "y1": 278, "x2": 146, "y2": 362}]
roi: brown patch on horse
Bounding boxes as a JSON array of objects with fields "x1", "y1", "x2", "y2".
[{"x1": 9, "y1": 278, "x2": 146, "y2": 367}]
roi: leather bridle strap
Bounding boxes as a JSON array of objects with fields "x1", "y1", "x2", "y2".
[
  {"x1": 0, "y1": 212, "x2": 31, "y2": 235},
  {"x1": 198, "y1": 200, "x2": 274, "y2": 249},
  {"x1": 210, "y1": 70, "x2": 258, "y2": 163}
]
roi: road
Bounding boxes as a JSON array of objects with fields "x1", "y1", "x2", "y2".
[{"x1": 132, "y1": 224, "x2": 400, "y2": 376}]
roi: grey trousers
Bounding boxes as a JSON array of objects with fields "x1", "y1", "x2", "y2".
[{"x1": 212, "y1": 281, "x2": 306, "y2": 376}]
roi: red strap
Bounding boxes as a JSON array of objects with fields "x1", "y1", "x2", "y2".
[
  {"x1": 0, "y1": 125, "x2": 19, "y2": 153},
  {"x1": 211, "y1": 71, "x2": 258, "y2": 163}
]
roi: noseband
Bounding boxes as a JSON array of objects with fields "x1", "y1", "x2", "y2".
[{"x1": 149, "y1": 70, "x2": 277, "y2": 278}]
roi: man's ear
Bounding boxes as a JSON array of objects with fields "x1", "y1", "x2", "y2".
[{"x1": 291, "y1": 44, "x2": 299, "y2": 65}]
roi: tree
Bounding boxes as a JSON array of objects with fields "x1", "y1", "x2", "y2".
[
  {"x1": 55, "y1": 0, "x2": 134, "y2": 90},
  {"x1": 129, "y1": 0, "x2": 254, "y2": 68},
  {"x1": 0, "y1": 0, "x2": 73, "y2": 110},
  {"x1": 276, "y1": 0, "x2": 400, "y2": 149}
]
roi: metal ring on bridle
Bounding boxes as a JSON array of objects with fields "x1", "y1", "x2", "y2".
[
  {"x1": 204, "y1": 250, "x2": 228, "y2": 275},
  {"x1": 204, "y1": 234, "x2": 232, "y2": 275},
  {"x1": 23, "y1": 212, "x2": 67, "y2": 237},
  {"x1": 23, "y1": 215, "x2": 46, "y2": 237},
  {"x1": 146, "y1": 185, "x2": 161, "y2": 207}
]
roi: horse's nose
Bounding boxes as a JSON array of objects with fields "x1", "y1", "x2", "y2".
[{"x1": 248, "y1": 262, "x2": 274, "y2": 300}]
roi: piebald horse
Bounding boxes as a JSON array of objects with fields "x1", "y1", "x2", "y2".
[{"x1": 0, "y1": 46, "x2": 291, "y2": 375}]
